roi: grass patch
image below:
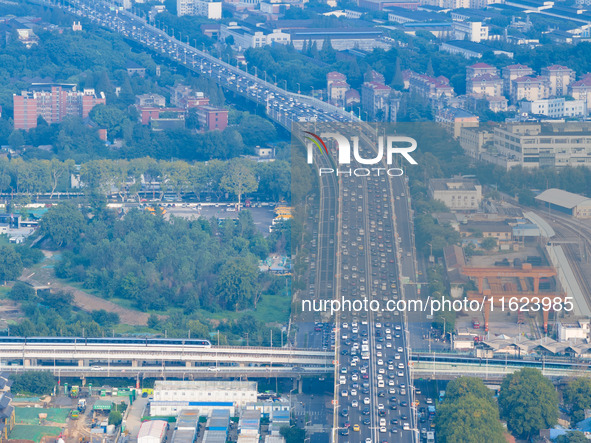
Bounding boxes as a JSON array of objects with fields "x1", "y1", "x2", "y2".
[{"x1": 251, "y1": 292, "x2": 291, "y2": 324}]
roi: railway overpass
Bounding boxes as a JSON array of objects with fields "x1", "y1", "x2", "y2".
[
  {"x1": 0, "y1": 343, "x2": 333, "y2": 368},
  {"x1": 3, "y1": 342, "x2": 589, "y2": 382}
]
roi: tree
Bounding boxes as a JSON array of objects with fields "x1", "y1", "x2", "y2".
[
  {"x1": 391, "y1": 57, "x2": 404, "y2": 90},
  {"x1": 41, "y1": 203, "x2": 85, "y2": 247},
  {"x1": 499, "y1": 368, "x2": 558, "y2": 439},
  {"x1": 215, "y1": 256, "x2": 259, "y2": 311},
  {"x1": 436, "y1": 394, "x2": 506, "y2": 443},
  {"x1": 444, "y1": 377, "x2": 495, "y2": 405},
  {"x1": 563, "y1": 378, "x2": 591, "y2": 424},
  {"x1": 108, "y1": 410, "x2": 123, "y2": 426},
  {"x1": 481, "y1": 237, "x2": 497, "y2": 250},
  {"x1": 147, "y1": 313, "x2": 160, "y2": 329},
  {"x1": 45, "y1": 159, "x2": 73, "y2": 199},
  {"x1": 0, "y1": 246, "x2": 23, "y2": 284},
  {"x1": 11, "y1": 371, "x2": 55, "y2": 395},
  {"x1": 556, "y1": 431, "x2": 589, "y2": 443},
  {"x1": 220, "y1": 160, "x2": 258, "y2": 209},
  {"x1": 280, "y1": 425, "x2": 306, "y2": 443},
  {"x1": 9, "y1": 281, "x2": 36, "y2": 301},
  {"x1": 8, "y1": 130, "x2": 25, "y2": 149}
]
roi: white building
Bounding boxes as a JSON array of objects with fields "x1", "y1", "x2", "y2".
[
  {"x1": 151, "y1": 381, "x2": 258, "y2": 417},
  {"x1": 177, "y1": 0, "x2": 222, "y2": 19},
  {"x1": 493, "y1": 122, "x2": 591, "y2": 169},
  {"x1": 428, "y1": 177, "x2": 482, "y2": 211},
  {"x1": 519, "y1": 97, "x2": 587, "y2": 118},
  {"x1": 453, "y1": 21, "x2": 488, "y2": 42},
  {"x1": 220, "y1": 24, "x2": 290, "y2": 49},
  {"x1": 138, "y1": 420, "x2": 168, "y2": 443},
  {"x1": 558, "y1": 321, "x2": 590, "y2": 342}
]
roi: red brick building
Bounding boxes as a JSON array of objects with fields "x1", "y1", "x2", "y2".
[
  {"x1": 196, "y1": 106, "x2": 228, "y2": 131},
  {"x1": 13, "y1": 83, "x2": 105, "y2": 130}
]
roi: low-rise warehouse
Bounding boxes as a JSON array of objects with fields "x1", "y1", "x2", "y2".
[{"x1": 535, "y1": 188, "x2": 591, "y2": 218}]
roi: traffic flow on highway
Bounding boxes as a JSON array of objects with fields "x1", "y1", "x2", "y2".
[
  {"x1": 36, "y1": 1, "x2": 431, "y2": 440},
  {"x1": 47, "y1": 0, "x2": 355, "y2": 130}
]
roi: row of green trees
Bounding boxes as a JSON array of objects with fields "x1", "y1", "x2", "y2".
[
  {"x1": 437, "y1": 370, "x2": 558, "y2": 441},
  {"x1": 438, "y1": 371, "x2": 591, "y2": 441},
  {"x1": 0, "y1": 157, "x2": 291, "y2": 204}
]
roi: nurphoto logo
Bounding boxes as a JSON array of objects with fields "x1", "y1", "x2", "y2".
[{"x1": 303, "y1": 130, "x2": 418, "y2": 176}]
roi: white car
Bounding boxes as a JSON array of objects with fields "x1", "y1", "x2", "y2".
[
  {"x1": 386, "y1": 342, "x2": 392, "y2": 348},
  {"x1": 364, "y1": 397, "x2": 370, "y2": 405},
  {"x1": 397, "y1": 371, "x2": 404, "y2": 377},
  {"x1": 394, "y1": 353, "x2": 401, "y2": 360},
  {"x1": 380, "y1": 426, "x2": 387, "y2": 433},
  {"x1": 341, "y1": 390, "x2": 348, "y2": 397},
  {"x1": 352, "y1": 374, "x2": 359, "y2": 381},
  {"x1": 397, "y1": 347, "x2": 404, "y2": 353},
  {"x1": 378, "y1": 368, "x2": 385, "y2": 374},
  {"x1": 351, "y1": 389, "x2": 357, "y2": 396},
  {"x1": 377, "y1": 359, "x2": 384, "y2": 366},
  {"x1": 377, "y1": 403, "x2": 384, "y2": 410},
  {"x1": 352, "y1": 400, "x2": 358, "y2": 407}
]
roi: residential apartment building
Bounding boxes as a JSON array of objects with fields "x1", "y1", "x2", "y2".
[
  {"x1": 428, "y1": 177, "x2": 483, "y2": 211},
  {"x1": 492, "y1": 122, "x2": 591, "y2": 168},
  {"x1": 570, "y1": 75, "x2": 591, "y2": 104},
  {"x1": 177, "y1": 0, "x2": 222, "y2": 19},
  {"x1": 467, "y1": 73, "x2": 503, "y2": 97},
  {"x1": 13, "y1": 83, "x2": 105, "y2": 130},
  {"x1": 466, "y1": 62, "x2": 497, "y2": 80},
  {"x1": 511, "y1": 76, "x2": 550, "y2": 102},
  {"x1": 519, "y1": 97, "x2": 587, "y2": 118},
  {"x1": 541, "y1": 65, "x2": 575, "y2": 97},
  {"x1": 327, "y1": 71, "x2": 349, "y2": 106},
  {"x1": 501, "y1": 64, "x2": 534, "y2": 96},
  {"x1": 361, "y1": 82, "x2": 399, "y2": 121},
  {"x1": 436, "y1": 107, "x2": 479, "y2": 138},
  {"x1": 408, "y1": 73, "x2": 455, "y2": 99}
]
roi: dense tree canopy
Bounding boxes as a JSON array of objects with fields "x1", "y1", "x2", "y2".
[
  {"x1": 48, "y1": 204, "x2": 276, "y2": 312},
  {"x1": 499, "y1": 368, "x2": 558, "y2": 439},
  {"x1": 563, "y1": 378, "x2": 591, "y2": 425},
  {"x1": 436, "y1": 377, "x2": 505, "y2": 443},
  {"x1": 0, "y1": 245, "x2": 23, "y2": 284},
  {"x1": 11, "y1": 371, "x2": 55, "y2": 395}
]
